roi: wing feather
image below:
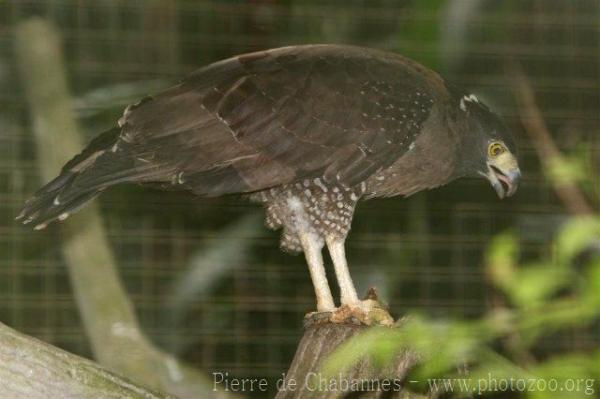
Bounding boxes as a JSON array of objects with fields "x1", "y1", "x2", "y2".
[{"x1": 108, "y1": 44, "x2": 450, "y2": 195}]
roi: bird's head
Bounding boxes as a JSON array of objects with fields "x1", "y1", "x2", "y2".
[{"x1": 458, "y1": 94, "x2": 521, "y2": 199}]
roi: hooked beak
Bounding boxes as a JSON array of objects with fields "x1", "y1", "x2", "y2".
[{"x1": 481, "y1": 153, "x2": 521, "y2": 199}]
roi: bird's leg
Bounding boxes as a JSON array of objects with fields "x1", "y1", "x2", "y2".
[
  {"x1": 298, "y1": 232, "x2": 336, "y2": 312},
  {"x1": 325, "y1": 236, "x2": 359, "y2": 306},
  {"x1": 326, "y1": 236, "x2": 394, "y2": 326}
]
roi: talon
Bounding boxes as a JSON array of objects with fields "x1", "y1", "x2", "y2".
[
  {"x1": 330, "y1": 300, "x2": 394, "y2": 326},
  {"x1": 304, "y1": 310, "x2": 336, "y2": 327}
]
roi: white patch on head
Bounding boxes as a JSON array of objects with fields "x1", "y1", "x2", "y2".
[
  {"x1": 53, "y1": 197, "x2": 61, "y2": 206},
  {"x1": 460, "y1": 94, "x2": 479, "y2": 112},
  {"x1": 58, "y1": 213, "x2": 69, "y2": 221},
  {"x1": 409, "y1": 142, "x2": 416, "y2": 151}
]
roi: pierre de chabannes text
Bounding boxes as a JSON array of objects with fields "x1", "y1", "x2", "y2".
[{"x1": 213, "y1": 372, "x2": 403, "y2": 393}]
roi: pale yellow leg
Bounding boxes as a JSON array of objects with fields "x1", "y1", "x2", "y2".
[
  {"x1": 299, "y1": 232, "x2": 336, "y2": 312},
  {"x1": 326, "y1": 236, "x2": 359, "y2": 306}
]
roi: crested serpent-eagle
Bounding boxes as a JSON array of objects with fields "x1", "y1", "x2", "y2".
[{"x1": 18, "y1": 45, "x2": 521, "y2": 314}]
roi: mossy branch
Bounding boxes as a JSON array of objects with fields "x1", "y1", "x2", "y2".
[{"x1": 0, "y1": 321, "x2": 176, "y2": 399}]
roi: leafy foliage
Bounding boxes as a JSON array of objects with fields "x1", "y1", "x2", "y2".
[{"x1": 325, "y1": 180, "x2": 600, "y2": 397}]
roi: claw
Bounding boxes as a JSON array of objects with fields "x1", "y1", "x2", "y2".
[{"x1": 304, "y1": 300, "x2": 394, "y2": 327}]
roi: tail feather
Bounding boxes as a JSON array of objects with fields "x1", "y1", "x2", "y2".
[
  {"x1": 17, "y1": 172, "x2": 75, "y2": 223},
  {"x1": 18, "y1": 127, "x2": 127, "y2": 229},
  {"x1": 20, "y1": 188, "x2": 102, "y2": 230},
  {"x1": 55, "y1": 159, "x2": 167, "y2": 206}
]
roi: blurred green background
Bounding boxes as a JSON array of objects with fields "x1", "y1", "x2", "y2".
[{"x1": 0, "y1": 0, "x2": 598, "y2": 396}]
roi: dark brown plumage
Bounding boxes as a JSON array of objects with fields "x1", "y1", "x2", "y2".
[{"x1": 19, "y1": 44, "x2": 520, "y2": 312}]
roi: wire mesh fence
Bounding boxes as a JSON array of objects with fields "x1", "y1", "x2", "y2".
[{"x1": 0, "y1": 0, "x2": 599, "y2": 392}]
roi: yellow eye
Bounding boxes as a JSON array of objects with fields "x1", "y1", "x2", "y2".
[{"x1": 488, "y1": 142, "x2": 505, "y2": 157}]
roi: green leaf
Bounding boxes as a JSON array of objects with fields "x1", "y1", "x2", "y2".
[
  {"x1": 584, "y1": 258, "x2": 600, "y2": 306},
  {"x1": 532, "y1": 354, "x2": 593, "y2": 380},
  {"x1": 529, "y1": 354, "x2": 597, "y2": 399},
  {"x1": 555, "y1": 217, "x2": 600, "y2": 266},
  {"x1": 547, "y1": 157, "x2": 587, "y2": 186},
  {"x1": 486, "y1": 232, "x2": 519, "y2": 293},
  {"x1": 321, "y1": 326, "x2": 403, "y2": 377},
  {"x1": 518, "y1": 299, "x2": 597, "y2": 344},
  {"x1": 508, "y1": 263, "x2": 571, "y2": 308}
]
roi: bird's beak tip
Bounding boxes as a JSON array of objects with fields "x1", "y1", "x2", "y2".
[
  {"x1": 491, "y1": 180, "x2": 505, "y2": 199},
  {"x1": 504, "y1": 169, "x2": 521, "y2": 197},
  {"x1": 485, "y1": 164, "x2": 521, "y2": 199}
]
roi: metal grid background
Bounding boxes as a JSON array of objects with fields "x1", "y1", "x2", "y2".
[{"x1": 0, "y1": 0, "x2": 599, "y2": 389}]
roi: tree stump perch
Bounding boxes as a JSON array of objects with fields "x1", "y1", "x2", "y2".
[{"x1": 277, "y1": 291, "x2": 420, "y2": 398}]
